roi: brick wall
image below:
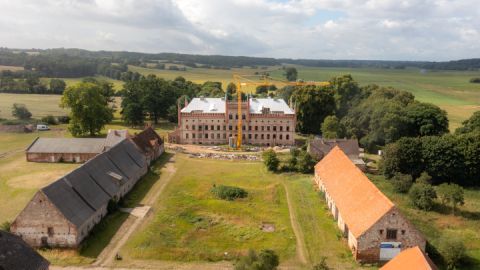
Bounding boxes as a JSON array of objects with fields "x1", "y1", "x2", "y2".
[
  {"x1": 356, "y1": 207, "x2": 426, "y2": 263},
  {"x1": 11, "y1": 192, "x2": 79, "y2": 248},
  {"x1": 26, "y1": 152, "x2": 98, "y2": 163}
]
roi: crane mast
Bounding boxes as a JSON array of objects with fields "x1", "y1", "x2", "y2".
[{"x1": 232, "y1": 74, "x2": 328, "y2": 150}]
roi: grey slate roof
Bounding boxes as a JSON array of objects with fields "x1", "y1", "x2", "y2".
[
  {"x1": 104, "y1": 129, "x2": 129, "y2": 149},
  {"x1": 40, "y1": 139, "x2": 147, "y2": 229},
  {"x1": 309, "y1": 138, "x2": 360, "y2": 160},
  {"x1": 0, "y1": 230, "x2": 50, "y2": 270},
  {"x1": 42, "y1": 179, "x2": 95, "y2": 228},
  {"x1": 26, "y1": 137, "x2": 105, "y2": 154},
  {"x1": 180, "y1": 97, "x2": 294, "y2": 114}
]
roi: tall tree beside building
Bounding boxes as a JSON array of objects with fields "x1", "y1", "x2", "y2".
[
  {"x1": 61, "y1": 82, "x2": 113, "y2": 136},
  {"x1": 321, "y1": 115, "x2": 344, "y2": 139},
  {"x1": 141, "y1": 75, "x2": 177, "y2": 124},
  {"x1": 121, "y1": 81, "x2": 144, "y2": 127},
  {"x1": 292, "y1": 85, "x2": 335, "y2": 134},
  {"x1": 284, "y1": 67, "x2": 298, "y2": 81}
]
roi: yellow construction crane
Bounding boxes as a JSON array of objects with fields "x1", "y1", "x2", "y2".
[{"x1": 232, "y1": 74, "x2": 329, "y2": 149}]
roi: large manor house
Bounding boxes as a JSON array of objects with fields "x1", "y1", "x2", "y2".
[{"x1": 168, "y1": 96, "x2": 296, "y2": 146}]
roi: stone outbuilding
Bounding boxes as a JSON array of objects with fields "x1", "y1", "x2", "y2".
[
  {"x1": 26, "y1": 129, "x2": 130, "y2": 163},
  {"x1": 0, "y1": 230, "x2": 50, "y2": 270},
  {"x1": 131, "y1": 127, "x2": 165, "y2": 164},
  {"x1": 314, "y1": 146, "x2": 426, "y2": 263},
  {"x1": 380, "y1": 246, "x2": 438, "y2": 270},
  {"x1": 25, "y1": 137, "x2": 106, "y2": 163},
  {"x1": 308, "y1": 138, "x2": 366, "y2": 170},
  {"x1": 11, "y1": 139, "x2": 148, "y2": 248}
]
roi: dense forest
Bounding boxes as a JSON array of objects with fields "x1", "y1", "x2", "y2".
[{"x1": 0, "y1": 48, "x2": 479, "y2": 80}]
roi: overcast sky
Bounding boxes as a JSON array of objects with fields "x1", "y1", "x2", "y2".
[{"x1": 0, "y1": 0, "x2": 479, "y2": 61}]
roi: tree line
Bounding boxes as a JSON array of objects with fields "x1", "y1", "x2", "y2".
[
  {"x1": 1, "y1": 48, "x2": 479, "y2": 73},
  {"x1": 0, "y1": 71, "x2": 66, "y2": 94},
  {"x1": 288, "y1": 75, "x2": 449, "y2": 151}
]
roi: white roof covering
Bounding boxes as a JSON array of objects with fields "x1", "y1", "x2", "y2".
[
  {"x1": 249, "y1": 98, "x2": 294, "y2": 114},
  {"x1": 181, "y1": 98, "x2": 226, "y2": 113},
  {"x1": 181, "y1": 97, "x2": 294, "y2": 115}
]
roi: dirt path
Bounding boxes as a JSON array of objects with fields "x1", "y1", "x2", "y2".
[
  {"x1": 93, "y1": 155, "x2": 178, "y2": 267},
  {"x1": 282, "y1": 182, "x2": 309, "y2": 265}
]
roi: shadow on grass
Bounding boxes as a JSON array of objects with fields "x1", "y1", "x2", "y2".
[
  {"x1": 80, "y1": 211, "x2": 129, "y2": 258},
  {"x1": 79, "y1": 152, "x2": 175, "y2": 258},
  {"x1": 431, "y1": 202, "x2": 480, "y2": 221},
  {"x1": 121, "y1": 152, "x2": 175, "y2": 208}
]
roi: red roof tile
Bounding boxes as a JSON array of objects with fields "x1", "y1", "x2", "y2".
[
  {"x1": 314, "y1": 146, "x2": 394, "y2": 237},
  {"x1": 380, "y1": 246, "x2": 438, "y2": 270}
]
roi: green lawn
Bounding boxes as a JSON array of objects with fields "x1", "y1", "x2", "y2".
[
  {"x1": 369, "y1": 174, "x2": 480, "y2": 270},
  {"x1": 121, "y1": 154, "x2": 297, "y2": 262},
  {"x1": 120, "y1": 154, "x2": 371, "y2": 269}
]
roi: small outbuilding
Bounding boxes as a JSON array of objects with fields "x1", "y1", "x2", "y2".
[
  {"x1": 308, "y1": 138, "x2": 366, "y2": 170},
  {"x1": 380, "y1": 246, "x2": 438, "y2": 270},
  {"x1": 25, "y1": 129, "x2": 130, "y2": 163},
  {"x1": 0, "y1": 230, "x2": 50, "y2": 270},
  {"x1": 314, "y1": 147, "x2": 426, "y2": 263}
]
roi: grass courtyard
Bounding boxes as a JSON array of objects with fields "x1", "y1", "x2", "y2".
[{"x1": 119, "y1": 154, "x2": 364, "y2": 269}]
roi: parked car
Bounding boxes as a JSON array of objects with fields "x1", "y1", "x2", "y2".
[{"x1": 36, "y1": 124, "x2": 50, "y2": 131}]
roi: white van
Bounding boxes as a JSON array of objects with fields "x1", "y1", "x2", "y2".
[{"x1": 36, "y1": 124, "x2": 50, "y2": 131}]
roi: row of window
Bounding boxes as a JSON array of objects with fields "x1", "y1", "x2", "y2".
[
  {"x1": 186, "y1": 125, "x2": 291, "y2": 132},
  {"x1": 185, "y1": 133, "x2": 290, "y2": 140}
]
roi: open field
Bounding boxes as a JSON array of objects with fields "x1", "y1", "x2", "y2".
[
  {"x1": 0, "y1": 93, "x2": 66, "y2": 119},
  {"x1": 119, "y1": 154, "x2": 368, "y2": 269},
  {"x1": 370, "y1": 174, "x2": 480, "y2": 270},
  {"x1": 0, "y1": 65, "x2": 24, "y2": 71},
  {"x1": 39, "y1": 76, "x2": 124, "y2": 91}
]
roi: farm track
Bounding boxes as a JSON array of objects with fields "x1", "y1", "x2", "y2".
[
  {"x1": 282, "y1": 182, "x2": 309, "y2": 266},
  {"x1": 93, "y1": 155, "x2": 178, "y2": 267}
]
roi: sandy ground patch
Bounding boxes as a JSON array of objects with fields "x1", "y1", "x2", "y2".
[{"x1": 7, "y1": 169, "x2": 74, "y2": 188}]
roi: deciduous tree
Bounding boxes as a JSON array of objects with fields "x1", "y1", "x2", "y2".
[{"x1": 61, "y1": 82, "x2": 113, "y2": 136}]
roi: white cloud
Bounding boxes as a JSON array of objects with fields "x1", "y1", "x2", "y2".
[{"x1": 0, "y1": 0, "x2": 478, "y2": 60}]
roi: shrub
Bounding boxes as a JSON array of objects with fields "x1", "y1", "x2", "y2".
[
  {"x1": 391, "y1": 173, "x2": 413, "y2": 193},
  {"x1": 0, "y1": 221, "x2": 11, "y2": 232},
  {"x1": 211, "y1": 185, "x2": 248, "y2": 201},
  {"x1": 41, "y1": 115, "x2": 58, "y2": 125},
  {"x1": 438, "y1": 236, "x2": 466, "y2": 270},
  {"x1": 470, "y1": 77, "x2": 480, "y2": 83},
  {"x1": 296, "y1": 150, "x2": 316, "y2": 173},
  {"x1": 11, "y1": 103, "x2": 32, "y2": 120},
  {"x1": 312, "y1": 257, "x2": 330, "y2": 270},
  {"x1": 262, "y1": 149, "x2": 279, "y2": 172},
  {"x1": 437, "y1": 183, "x2": 465, "y2": 215},
  {"x1": 57, "y1": 115, "x2": 70, "y2": 124},
  {"x1": 408, "y1": 182, "x2": 437, "y2": 210},
  {"x1": 234, "y1": 249, "x2": 279, "y2": 270}
]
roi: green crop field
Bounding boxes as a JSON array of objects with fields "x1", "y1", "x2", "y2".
[
  {"x1": 120, "y1": 154, "x2": 365, "y2": 269},
  {"x1": 0, "y1": 93, "x2": 66, "y2": 119}
]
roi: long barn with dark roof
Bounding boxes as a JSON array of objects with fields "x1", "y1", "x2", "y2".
[{"x1": 11, "y1": 139, "x2": 148, "y2": 248}]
